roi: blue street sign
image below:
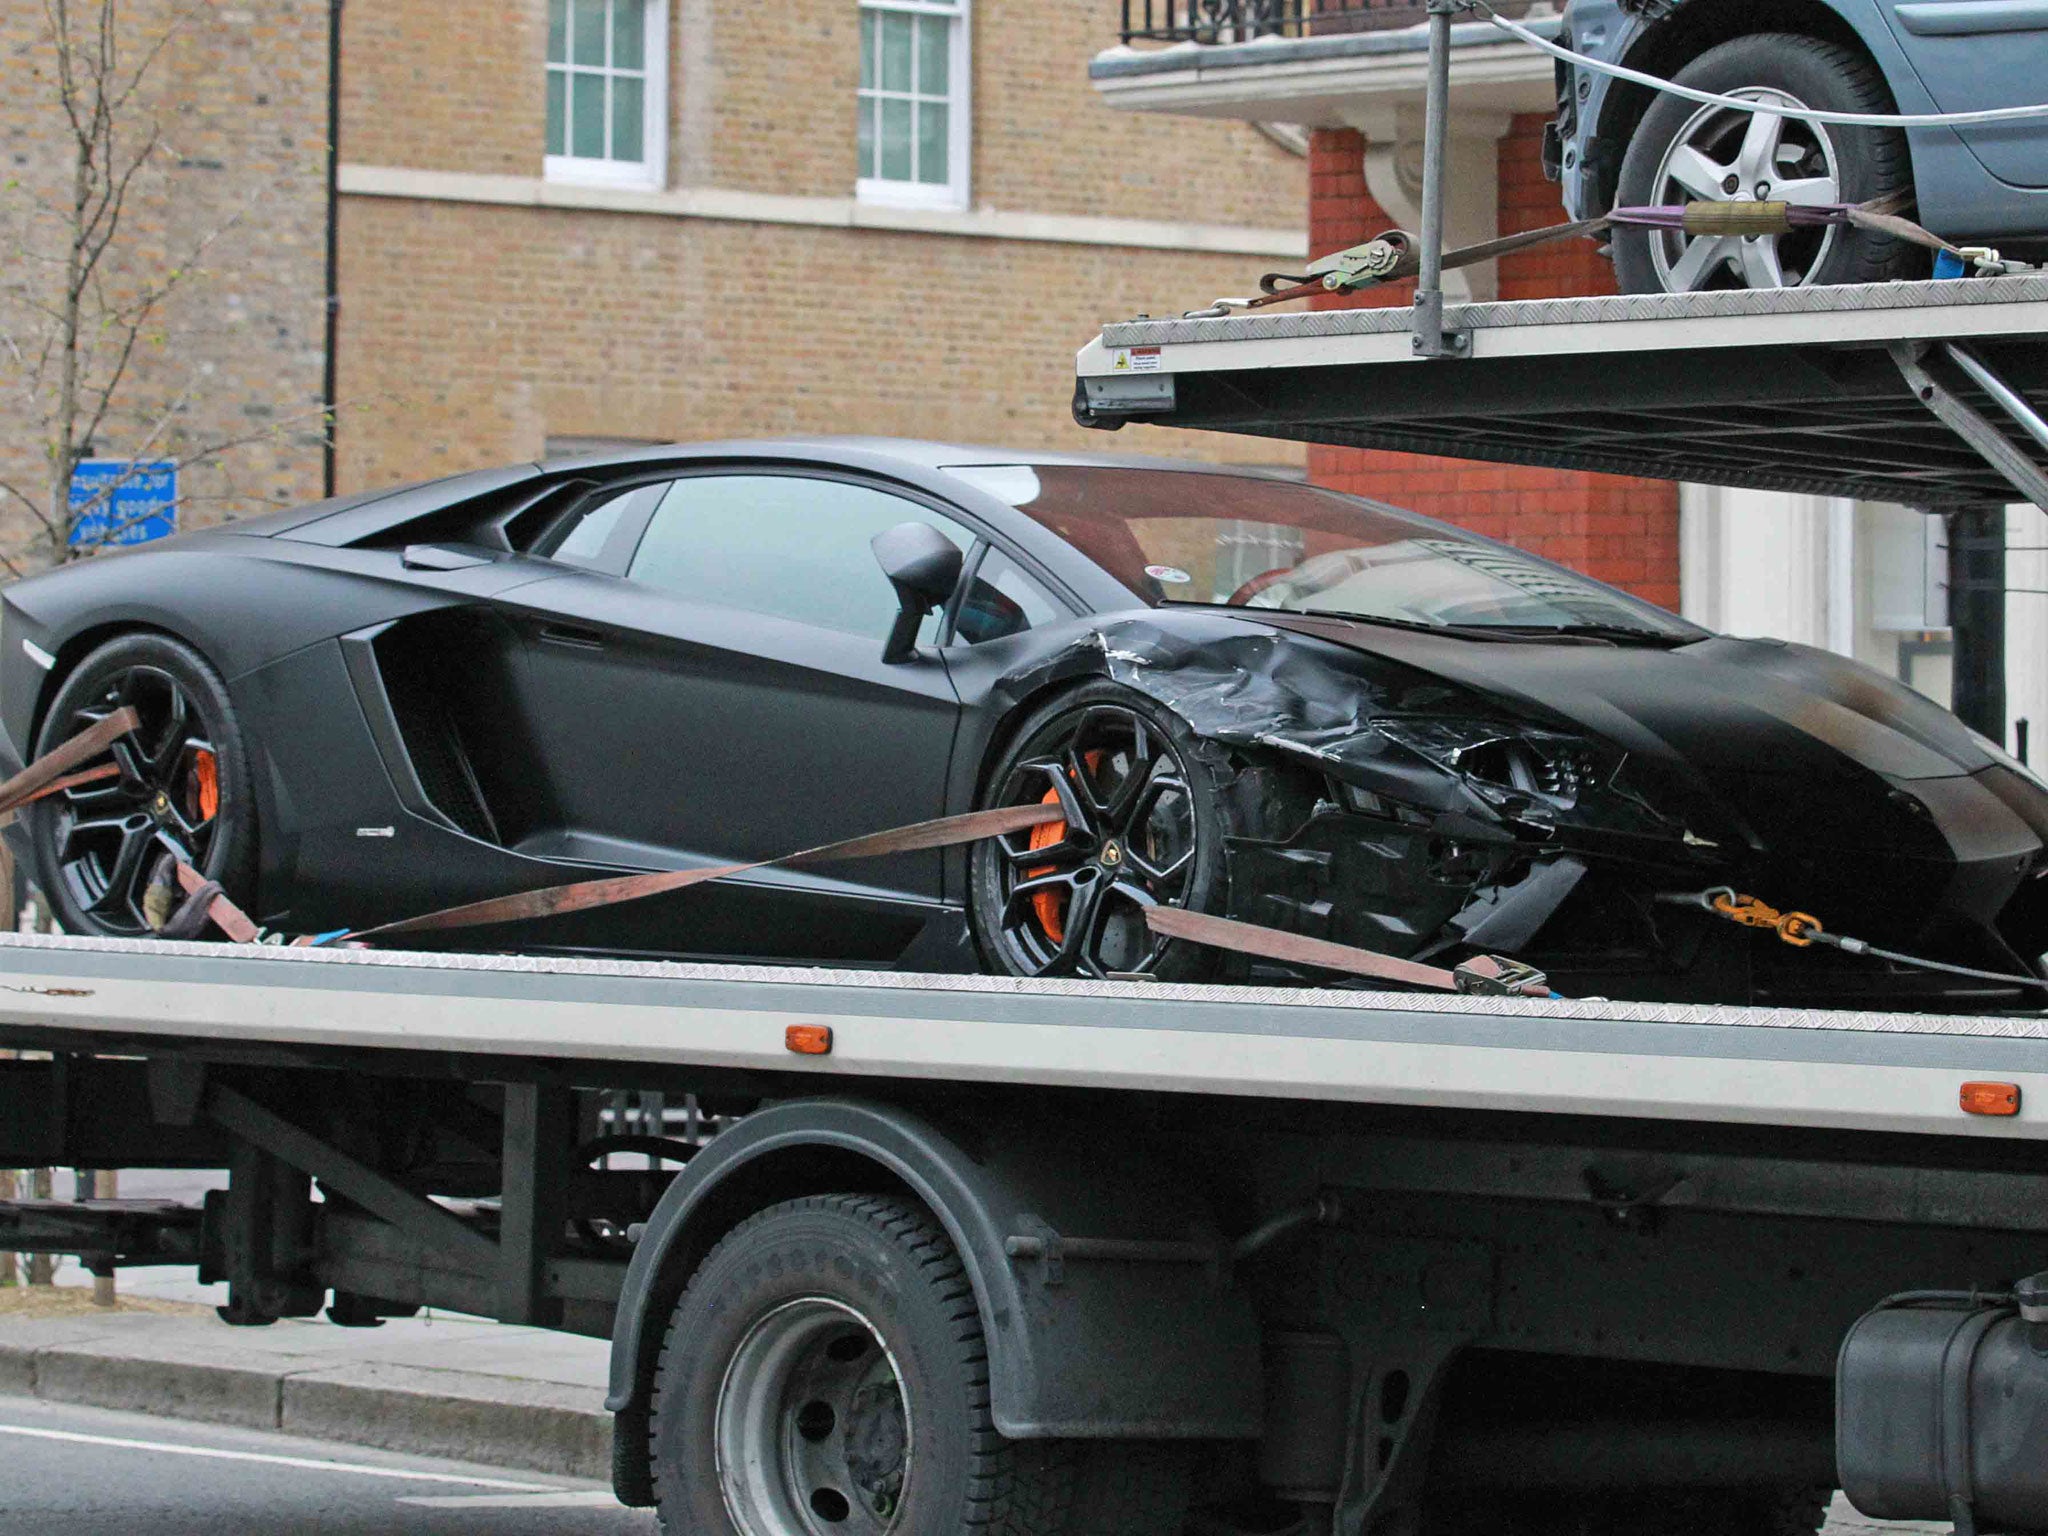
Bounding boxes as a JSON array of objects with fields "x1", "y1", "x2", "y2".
[{"x1": 68, "y1": 459, "x2": 177, "y2": 549}]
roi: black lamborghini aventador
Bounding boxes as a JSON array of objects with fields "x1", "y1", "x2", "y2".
[{"x1": 5, "y1": 437, "x2": 2046, "y2": 1009}]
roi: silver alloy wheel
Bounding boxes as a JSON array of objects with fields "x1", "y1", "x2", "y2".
[
  {"x1": 1648, "y1": 88, "x2": 1843, "y2": 293},
  {"x1": 715, "y1": 1297, "x2": 913, "y2": 1535}
]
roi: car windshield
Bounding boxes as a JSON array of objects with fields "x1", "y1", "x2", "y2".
[{"x1": 944, "y1": 464, "x2": 1701, "y2": 639}]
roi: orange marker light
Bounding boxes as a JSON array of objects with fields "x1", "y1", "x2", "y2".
[
  {"x1": 1960, "y1": 1081, "x2": 2021, "y2": 1117},
  {"x1": 785, "y1": 1024, "x2": 833, "y2": 1056}
]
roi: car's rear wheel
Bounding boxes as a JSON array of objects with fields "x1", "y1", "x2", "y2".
[
  {"x1": 970, "y1": 683, "x2": 1231, "y2": 982},
  {"x1": 26, "y1": 633, "x2": 256, "y2": 938},
  {"x1": 1613, "y1": 34, "x2": 1918, "y2": 295}
]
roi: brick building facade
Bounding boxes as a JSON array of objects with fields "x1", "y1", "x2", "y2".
[
  {"x1": 330, "y1": 0, "x2": 1308, "y2": 490},
  {"x1": 0, "y1": 1, "x2": 333, "y2": 571}
]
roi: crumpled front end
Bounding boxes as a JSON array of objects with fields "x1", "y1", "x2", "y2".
[{"x1": 996, "y1": 613, "x2": 2048, "y2": 1010}]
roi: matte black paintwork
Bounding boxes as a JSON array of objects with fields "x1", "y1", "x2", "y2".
[{"x1": 3, "y1": 437, "x2": 2044, "y2": 1005}]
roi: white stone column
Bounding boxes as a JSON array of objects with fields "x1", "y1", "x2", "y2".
[
  {"x1": 2007, "y1": 503, "x2": 2048, "y2": 762},
  {"x1": 1679, "y1": 483, "x2": 1852, "y2": 650}
]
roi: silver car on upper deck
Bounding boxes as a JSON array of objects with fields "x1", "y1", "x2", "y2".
[{"x1": 1549, "y1": 0, "x2": 2048, "y2": 294}]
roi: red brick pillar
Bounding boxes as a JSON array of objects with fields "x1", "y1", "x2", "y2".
[{"x1": 1303, "y1": 121, "x2": 1680, "y2": 610}]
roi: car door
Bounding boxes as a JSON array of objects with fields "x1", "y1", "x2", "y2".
[
  {"x1": 495, "y1": 468, "x2": 975, "y2": 961},
  {"x1": 1879, "y1": 0, "x2": 2048, "y2": 187}
]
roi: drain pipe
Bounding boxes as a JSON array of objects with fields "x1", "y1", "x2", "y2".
[{"x1": 321, "y1": 0, "x2": 344, "y2": 499}]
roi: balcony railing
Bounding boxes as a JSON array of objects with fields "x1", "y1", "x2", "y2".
[{"x1": 1117, "y1": 0, "x2": 1536, "y2": 47}]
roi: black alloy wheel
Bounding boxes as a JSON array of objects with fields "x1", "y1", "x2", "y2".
[
  {"x1": 972, "y1": 684, "x2": 1228, "y2": 982},
  {"x1": 27, "y1": 633, "x2": 255, "y2": 938}
]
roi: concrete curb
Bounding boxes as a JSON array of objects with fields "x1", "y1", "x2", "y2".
[{"x1": 0, "y1": 1319, "x2": 613, "y2": 1480}]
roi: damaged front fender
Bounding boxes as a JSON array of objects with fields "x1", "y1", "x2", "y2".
[{"x1": 986, "y1": 613, "x2": 1726, "y2": 967}]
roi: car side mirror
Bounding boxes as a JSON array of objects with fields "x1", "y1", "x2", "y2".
[{"x1": 872, "y1": 522, "x2": 963, "y2": 664}]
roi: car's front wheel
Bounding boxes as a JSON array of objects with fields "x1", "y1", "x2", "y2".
[
  {"x1": 26, "y1": 632, "x2": 257, "y2": 938},
  {"x1": 1612, "y1": 34, "x2": 1919, "y2": 295},
  {"x1": 970, "y1": 683, "x2": 1233, "y2": 982}
]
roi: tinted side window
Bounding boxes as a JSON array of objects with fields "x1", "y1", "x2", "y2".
[
  {"x1": 626, "y1": 474, "x2": 972, "y2": 639},
  {"x1": 953, "y1": 548, "x2": 1063, "y2": 645}
]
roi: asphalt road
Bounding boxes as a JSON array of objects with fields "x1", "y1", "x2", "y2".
[{"x1": 0, "y1": 1395, "x2": 656, "y2": 1535}]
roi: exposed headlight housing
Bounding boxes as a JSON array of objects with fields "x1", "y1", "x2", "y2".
[{"x1": 1370, "y1": 718, "x2": 1604, "y2": 812}]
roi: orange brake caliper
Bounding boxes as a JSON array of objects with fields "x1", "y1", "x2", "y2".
[
  {"x1": 1025, "y1": 750, "x2": 1100, "y2": 945},
  {"x1": 1026, "y1": 787, "x2": 1068, "y2": 942},
  {"x1": 188, "y1": 749, "x2": 220, "y2": 823}
]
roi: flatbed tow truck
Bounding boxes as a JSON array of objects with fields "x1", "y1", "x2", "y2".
[
  {"x1": 16, "y1": 33, "x2": 2048, "y2": 1536},
  {"x1": 4, "y1": 917, "x2": 2048, "y2": 1536}
]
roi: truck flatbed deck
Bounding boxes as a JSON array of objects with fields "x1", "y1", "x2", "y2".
[
  {"x1": 1076, "y1": 274, "x2": 2048, "y2": 507},
  {"x1": 5, "y1": 930, "x2": 2048, "y2": 1530},
  {"x1": 3, "y1": 931, "x2": 2042, "y2": 1142}
]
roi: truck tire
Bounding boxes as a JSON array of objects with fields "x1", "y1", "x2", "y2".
[
  {"x1": 970, "y1": 681, "x2": 1236, "y2": 982},
  {"x1": 1613, "y1": 34, "x2": 1917, "y2": 295},
  {"x1": 27, "y1": 632, "x2": 258, "y2": 939},
  {"x1": 647, "y1": 1193, "x2": 1192, "y2": 1536}
]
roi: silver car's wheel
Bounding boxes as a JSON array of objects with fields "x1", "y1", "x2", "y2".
[
  {"x1": 1612, "y1": 34, "x2": 1917, "y2": 297},
  {"x1": 1648, "y1": 89, "x2": 1842, "y2": 292},
  {"x1": 715, "y1": 1297, "x2": 912, "y2": 1534}
]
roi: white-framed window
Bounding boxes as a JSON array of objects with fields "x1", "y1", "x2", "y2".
[
  {"x1": 857, "y1": 0, "x2": 970, "y2": 210},
  {"x1": 546, "y1": 0, "x2": 667, "y2": 189}
]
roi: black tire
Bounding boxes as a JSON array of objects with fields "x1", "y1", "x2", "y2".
[
  {"x1": 1613, "y1": 34, "x2": 1919, "y2": 295},
  {"x1": 648, "y1": 1193, "x2": 1190, "y2": 1536},
  {"x1": 970, "y1": 681, "x2": 1234, "y2": 982},
  {"x1": 26, "y1": 632, "x2": 257, "y2": 938}
]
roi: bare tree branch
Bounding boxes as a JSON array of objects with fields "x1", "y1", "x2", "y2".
[{"x1": 0, "y1": 0, "x2": 354, "y2": 570}]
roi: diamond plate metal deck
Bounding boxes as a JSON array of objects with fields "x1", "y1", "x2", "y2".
[
  {"x1": 1100, "y1": 273, "x2": 2048, "y2": 348},
  {"x1": 0, "y1": 930, "x2": 2039, "y2": 1043},
  {"x1": 1080, "y1": 276, "x2": 2048, "y2": 506}
]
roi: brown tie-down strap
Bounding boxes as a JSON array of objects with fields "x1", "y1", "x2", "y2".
[
  {"x1": 354, "y1": 802, "x2": 1066, "y2": 939},
  {"x1": 0, "y1": 707, "x2": 140, "y2": 819},
  {"x1": 171, "y1": 861, "x2": 263, "y2": 944},
  {"x1": 1147, "y1": 907, "x2": 1457, "y2": 988},
  {"x1": 168, "y1": 802, "x2": 1068, "y2": 946},
  {"x1": 1249, "y1": 192, "x2": 1951, "y2": 307},
  {"x1": 1145, "y1": 907, "x2": 1556, "y2": 998},
  {"x1": 168, "y1": 803, "x2": 1067, "y2": 947},
  {"x1": 0, "y1": 765, "x2": 122, "y2": 831}
]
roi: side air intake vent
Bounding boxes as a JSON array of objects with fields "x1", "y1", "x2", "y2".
[
  {"x1": 375, "y1": 645, "x2": 498, "y2": 843},
  {"x1": 360, "y1": 613, "x2": 540, "y2": 846}
]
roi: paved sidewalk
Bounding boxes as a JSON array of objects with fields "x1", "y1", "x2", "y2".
[{"x1": 0, "y1": 1299, "x2": 613, "y2": 1479}]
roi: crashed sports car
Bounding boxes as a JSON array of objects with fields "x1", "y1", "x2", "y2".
[{"x1": 3, "y1": 437, "x2": 2046, "y2": 1009}]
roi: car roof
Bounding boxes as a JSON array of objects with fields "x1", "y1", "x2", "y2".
[{"x1": 534, "y1": 435, "x2": 1303, "y2": 483}]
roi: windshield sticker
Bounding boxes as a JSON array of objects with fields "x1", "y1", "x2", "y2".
[{"x1": 1145, "y1": 565, "x2": 1193, "y2": 585}]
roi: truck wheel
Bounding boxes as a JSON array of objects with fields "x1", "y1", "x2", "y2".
[
  {"x1": 27, "y1": 632, "x2": 257, "y2": 939},
  {"x1": 971, "y1": 681, "x2": 1233, "y2": 981},
  {"x1": 1613, "y1": 34, "x2": 1917, "y2": 295},
  {"x1": 649, "y1": 1194, "x2": 1190, "y2": 1536}
]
